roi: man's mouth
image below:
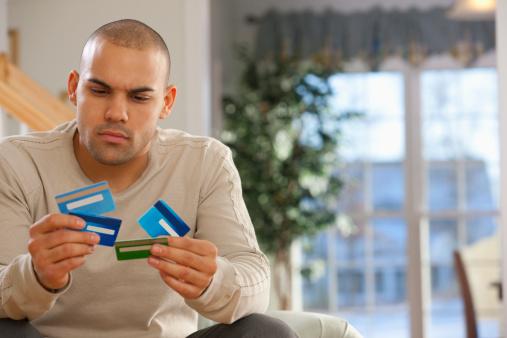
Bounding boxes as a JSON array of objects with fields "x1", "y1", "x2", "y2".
[{"x1": 98, "y1": 130, "x2": 129, "y2": 144}]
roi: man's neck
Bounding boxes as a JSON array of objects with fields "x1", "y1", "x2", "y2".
[{"x1": 73, "y1": 133, "x2": 149, "y2": 193}]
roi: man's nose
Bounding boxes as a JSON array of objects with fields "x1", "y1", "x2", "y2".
[{"x1": 104, "y1": 94, "x2": 128, "y2": 122}]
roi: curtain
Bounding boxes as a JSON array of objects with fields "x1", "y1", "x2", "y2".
[{"x1": 254, "y1": 7, "x2": 495, "y2": 69}]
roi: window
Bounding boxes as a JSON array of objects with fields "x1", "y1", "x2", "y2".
[
  {"x1": 422, "y1": 68, "x2": 500, "y2": 338},
  {"x1": 301, "y1": 65, "x2": 500, "y2": 338}
]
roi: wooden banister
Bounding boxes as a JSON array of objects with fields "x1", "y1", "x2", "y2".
[{"x1": 0, "y1": 53, "x2": 74, "y2": 131}]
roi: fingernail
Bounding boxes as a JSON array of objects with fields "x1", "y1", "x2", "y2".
[
  {"x1": 90, "y1": 233, "x2": 100, "y2": 242},
  {"x1": 151, "y1": 245, "x2": 161, "y2": 254},
  {"x1": 148, "y1": 257, "x2": 159, "y2": 266}
]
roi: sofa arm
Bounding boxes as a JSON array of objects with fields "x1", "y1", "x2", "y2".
[{"x1": 267, "y1": 310, "x2": 363, "y2": 338}]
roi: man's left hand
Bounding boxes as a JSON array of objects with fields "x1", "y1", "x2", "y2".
[{"x1": 148, "y1": 237, "x2": 218, "y2": 299}]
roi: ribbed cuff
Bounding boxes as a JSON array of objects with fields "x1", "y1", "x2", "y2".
[
  {"x1": 1, "y1": 254, "x2": 71, "y2": 319},
  {"x1": 185, "y1": 256, "x2": 237, "y2": 310}
]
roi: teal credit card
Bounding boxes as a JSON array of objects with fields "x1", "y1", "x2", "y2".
[
  {"x1": 55, "y1": 181, "x2": 116, "y2": 215},
  {"x1": 138, "y1": 200, "x2": 190, "y2": 238}
]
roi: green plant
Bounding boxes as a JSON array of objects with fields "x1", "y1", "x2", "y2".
[{"x1": 221, "y1": 50, "x2": 354, "y2": 309}]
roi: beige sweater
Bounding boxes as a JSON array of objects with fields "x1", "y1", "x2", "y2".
[{"x1": 0, "y1": 121, "x2": 270, "y2": 338}]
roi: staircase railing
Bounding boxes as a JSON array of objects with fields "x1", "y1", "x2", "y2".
[{"x1": 0, "y1": 53, "x2": 74, "y2": 131}]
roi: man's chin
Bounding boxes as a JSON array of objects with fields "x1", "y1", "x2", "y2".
[{"x1": 90, "y1": 151, "x2": 133, "y2": 166}]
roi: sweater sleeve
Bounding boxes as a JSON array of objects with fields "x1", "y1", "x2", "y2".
[
  {"x1": 185, "y1": 142, "x2": 270, "y2": 324},
  {"x1": 0, "y1": 149, "x2": 67, "y2": 320}
]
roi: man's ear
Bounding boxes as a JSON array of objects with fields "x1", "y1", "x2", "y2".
[
  {"x1": 67, "y1": 70, "x2": 80, "y2": 106},
  {"x1": 160, "y1": 85, "x2": 177, "y2": 120}
]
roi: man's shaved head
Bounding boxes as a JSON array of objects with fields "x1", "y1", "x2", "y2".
[{"x1": 81, "y1": 19, "x2": 171, "y2": 82}]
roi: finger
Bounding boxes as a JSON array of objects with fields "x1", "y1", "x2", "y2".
[
  {"x1": 45, "y1": 256, "x2": 87, "y2": 277},
  {"x1": 159, "y1": 272, "x2": 204, "y2": 299},
  {"x1": 45, "y1": 243, "x2": 96, "y2": 264},
  {"x1": 147, "y1": 256, "x2": 211, "y2": 289},
  {"x1": 166, "y1": 237, "x2": 217, "y2": 257},
  {"x1": 30, "y1": 214, "x2": 85, "y2": 237},
  {"x1": 151, "y1": 245, "x2": 216, "y2": 274},
  {"x1": 44, "y1": 229, "x2": 100, "y2": 250},
  {"x1": 28, "y1": 229, "x2": 99, "y2": 256}
]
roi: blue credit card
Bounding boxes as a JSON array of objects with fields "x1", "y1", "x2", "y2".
[
  {"x1": 138, "y1": 200, "x2": 190, "y2": 238},
  {"x1": 55, "y1": 181, "x2": 116, "y2": 215},
  {"x1": 69, "y1": 212, "x2": 122, "y2": 247}
]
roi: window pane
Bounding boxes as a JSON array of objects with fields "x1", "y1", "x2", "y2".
[
  {"x1": 373, "y1": 218, "x2": 407, "y2": 305},
  {"x1": 422, "y1": 69, "x2": 498, "y2": 161},
  {"x1": 466, "y1": 161, "x2": 499, "y2": 211},
  {"x1": 430, "y1": 219, "x2": 458, "y2": 278},
  {"x1": 372, "y1": 163, "x2": 404, "y2": 211},
  {"x1": 466, "y1": 217, "x2": 497, "y2": 245},
  {"x1": 337, "y1": 267, "x2": 366, "y2": 307},
  {"x1": 337, "y1": 162, "x2": 365, "y2": 214},
  {"x1": 302, "y1": 274, "x2": 329, "y2": 310},
  {"x1": 428, "y1": 162, "x2": 458, "y2": 211},
  {"x1": 459, "y1": 119, "x2": 499, "y2": 163},
  {"x1": 302, "y1": 233, "x2": 329, "y2": 311},
  {"x1": 330, "y1": 72, "x2": 405, "y2": 162},
  {"x1": 373, "y1": 218, "x2": 406, "y2": 260},
  {"x1": 335, "y1": 218, "x2": 366, "y2": 262},
  {"x1": 428, "y1": 219, "x2": 461, "y2": 338}
]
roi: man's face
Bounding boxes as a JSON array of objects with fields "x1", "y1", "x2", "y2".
[{"x1": 68, "y1": 38, "x2": 174, "y2": 165}]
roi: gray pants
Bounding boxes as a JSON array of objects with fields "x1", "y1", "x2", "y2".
[
  {"x1": 187, "y1": 313, "x2": 299, "y2": 338},
  {"x1": 0, "y1": 314, "x2": 298, "y2": 338},
  {"x1": 0, "y1": 318, "x2": 43, "y2": 338}
]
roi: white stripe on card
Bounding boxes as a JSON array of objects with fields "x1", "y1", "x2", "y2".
[
  {"x1": 119, "y1": 245, "x2": 152, "y2": 252},
  {"x1": 159, "y1": 219, "x2": 179, "y2": 237},
  {"x1": 86, "y1": 225, "x2": 115, "y2": 235},
  {"x1": 67, "y1": 194, "x2": 104, "y2": 210}
]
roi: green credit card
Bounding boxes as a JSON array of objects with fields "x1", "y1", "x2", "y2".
[{"x1": 115, "y1": 237, "x2": 168, "y2": 261}]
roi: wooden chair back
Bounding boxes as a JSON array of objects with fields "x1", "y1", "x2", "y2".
[{"x1": 454, "y1": 250, "x2": 479, "y2": 338}]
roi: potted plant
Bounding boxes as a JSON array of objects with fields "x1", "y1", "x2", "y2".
[{"x1": 221, "y1": 50, "x2": 354, "y2": 309}]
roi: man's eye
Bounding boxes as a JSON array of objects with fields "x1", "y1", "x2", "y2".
[
  {"x1": 132, "y1": 95, "x2": 149, "y2": 102},
  {"x1": 90, "y1": 88, "x2": 108, "y2": 95}
]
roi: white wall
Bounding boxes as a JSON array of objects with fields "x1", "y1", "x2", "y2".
[
  {"x1": 497, "y1": 0, "x2": 507, "y2": 332},
  {"x1": 0, "y1": 0, "x2": 7, "y2": 52},
  {"x1": 7, "y1": 0, "x2": 211, "y2": 135},
  {"x1": 0, "y1": 0, "x2": 19, "y2": 136}
]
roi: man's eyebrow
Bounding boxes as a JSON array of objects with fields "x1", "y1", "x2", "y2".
[
  {"x1": 130, "y1": 86, "x2": 155, "y2": 93},
  {"x1": 88, "y1": 78, "x2": 111, "y2": 89},
  {"x1": 87, "y1": 78, "x2": 155, "y2": 93}
]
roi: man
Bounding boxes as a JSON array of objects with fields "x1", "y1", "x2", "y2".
[{"x1": 0, "y1": 19, "x2": 297, "y2": 338}]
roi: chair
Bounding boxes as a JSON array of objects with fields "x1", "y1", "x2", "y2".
[
  {"x1": 267, "y1": 310, "x2": 364, "y2": 338},
  {"x1": 454, "y1": 250, "x2": 478, "y2": 338}
]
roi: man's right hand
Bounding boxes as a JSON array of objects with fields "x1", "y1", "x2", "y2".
[{"x1": 28, "y1": 214, "x2": 100, "y2": 290}]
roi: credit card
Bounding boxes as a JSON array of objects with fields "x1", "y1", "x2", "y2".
[
  {"x1": 55, "y1": 181, "x2": 116, "y2": 215},
  {"x1": 138, "y1": 200, "x2": 190, "y2": 238},
  {"x1": 70, "y1": 212, "x2": 122, "y2": 247},
  {"x1": 114, "y1": 237, "x2": 169, "y2": 260}
]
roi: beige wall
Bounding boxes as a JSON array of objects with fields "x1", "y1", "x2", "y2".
[{"x1": 7, "y1": 0, "x2": 211, "y2": 134}]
